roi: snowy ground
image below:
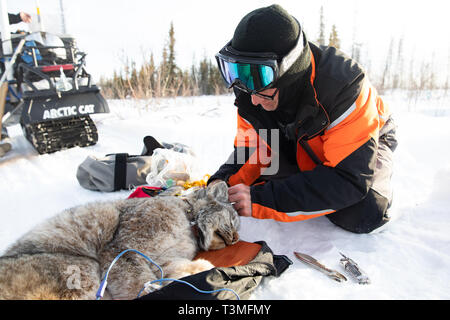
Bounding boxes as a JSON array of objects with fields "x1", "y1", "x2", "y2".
[{"x1": 1, "y1": 91, "x2": 449, "y2": 300}]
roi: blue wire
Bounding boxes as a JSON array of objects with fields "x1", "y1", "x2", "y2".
[
  {"x1": 96, "y1": 249, "x2": 163, "y2": 300},
  {"x1": 96, "y1": 249, "x2": 240, "y2": 300},
  {"x1": 143, "y1": 278, "x2": 240, "y2": 300}
]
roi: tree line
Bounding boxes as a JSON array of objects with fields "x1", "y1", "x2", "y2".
[
  {"x1": 99, "y1": 8, "x2": 448, "y2": 99},
  {"x1": 314, "y1": 5, "x2": 448, "y2": 94},
  {"x1": 99, "y1": 22, "x2": 227, "y2": 99}
]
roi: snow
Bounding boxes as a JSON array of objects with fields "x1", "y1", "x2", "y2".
[{"x1": 1, "y1": 91, "x2": 449, "y2": 300}]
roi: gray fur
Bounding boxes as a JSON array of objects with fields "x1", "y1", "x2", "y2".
[{"x1": 0, "y1": 182, "x2": 240, "y2": 300}]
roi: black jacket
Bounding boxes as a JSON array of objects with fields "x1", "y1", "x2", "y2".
[
  {"x1": 8, "y1": 13, "x2": 22, "y2": 25},
  {"x1": 210, "y1": 43, "x2": 393, "y2": 222}
]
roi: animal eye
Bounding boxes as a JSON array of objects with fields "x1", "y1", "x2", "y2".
[{"x1": 215, "y1": 230, "x2": 227, "y2": 244}]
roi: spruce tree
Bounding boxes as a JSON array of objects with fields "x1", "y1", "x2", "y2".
[
  {"x1": 167, "y1": 22, "x2": 177, "y2": 84},
  {"x1": 328, "y1": 25, "x2": 341, "y2": 49}
]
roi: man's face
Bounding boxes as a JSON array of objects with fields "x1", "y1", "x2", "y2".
[{"x1": 250, "y1": 88, "x2": 279, "y2": 111}]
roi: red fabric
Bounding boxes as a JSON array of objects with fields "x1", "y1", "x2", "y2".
[{"x1": 127, "y1": 186, "x2": 163, "y2": 199}]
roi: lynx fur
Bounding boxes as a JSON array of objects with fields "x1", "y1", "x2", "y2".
[{"x1": 0, "y1": 182, "x2": 240, "y2": 300}]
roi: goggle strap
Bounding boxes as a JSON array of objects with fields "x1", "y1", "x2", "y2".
[
  {"x1": 279, "y1": 20, "x2": 304, "y2": 75},
  {"x1": 224, "y1": 40, "x2": 279, "y2": 60},
  {"x1": 216, "y1": 18, "x2": 304, "y2": 91}
]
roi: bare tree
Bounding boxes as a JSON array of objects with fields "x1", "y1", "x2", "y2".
[
  {"x1": 445, "y1": 45, "x2": 450, "y2": 93},
  {"x1": 392, "y1": 37, "x2": 404, "y2": 89},
  {"x1": 351, "y1": 3, "x2": 361, "y2": 62},
  {"x1": 380, "y1": 38, "x2": 395, "y2": 92}
]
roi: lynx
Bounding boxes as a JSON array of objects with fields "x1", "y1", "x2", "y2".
[{"x1": 0, "y1": 182, "x2": 240, "y2": 300}]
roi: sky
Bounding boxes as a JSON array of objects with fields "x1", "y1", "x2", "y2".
[{"x1": 5, "y1": 0, "x2": 450, "y2": 82}]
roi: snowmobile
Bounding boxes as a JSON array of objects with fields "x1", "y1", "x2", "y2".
[{"x1": 1, "y1": 31, "x2": 109, "y2": 155}]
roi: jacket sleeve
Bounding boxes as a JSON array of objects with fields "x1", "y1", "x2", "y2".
[
  {"x1": 209, "y1": 111, "x2": 271, "y2": 186},
  {"x1": 8, "y1": 13, "x2": 22, "y2": 25},
  {"x1": 250, "y1": 78, "x2": 385, "y2": 222}
]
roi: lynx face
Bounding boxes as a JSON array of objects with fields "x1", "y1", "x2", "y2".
[{"x1": 193, "y1": 182, "x2": 241, "y2": 251}]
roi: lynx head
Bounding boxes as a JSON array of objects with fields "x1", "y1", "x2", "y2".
[{"x1": 188, "y1": 181, "x2": 240, "y2": 251}]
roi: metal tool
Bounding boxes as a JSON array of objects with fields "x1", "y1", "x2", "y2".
[
  {"x1": 294, "y1": 252, "x2": 347, "y2": 282},
  {"x1": 339, "y1": 253, "x2": 371, "y2": 285}
]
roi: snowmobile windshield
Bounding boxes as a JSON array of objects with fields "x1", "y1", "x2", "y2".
[{"x1": 25, "y1": 32, "x2": 67, "y2": 60}]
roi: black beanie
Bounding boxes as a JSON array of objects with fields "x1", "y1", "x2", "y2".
[
  {"x1": 231, "y1": 4, "x2": 311, "y2": 89},
  {"x1": 232, "y1": 4, "x2": 299, "y2": 56}
]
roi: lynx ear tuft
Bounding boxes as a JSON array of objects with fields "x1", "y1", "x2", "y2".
[{"x1": 206, "y1": 181, "x2": 228, "y2": 202}]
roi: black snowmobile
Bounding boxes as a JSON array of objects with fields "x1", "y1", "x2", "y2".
[{"x1": 1, "y1": 32, "x2": 109, "y2": 154}]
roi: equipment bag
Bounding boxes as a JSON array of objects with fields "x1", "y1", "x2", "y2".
[
  {"x1": 76, "y1": 153, "x2": 152, "y2": 192},
  {"x1": 76, "y1": 136, "x2": 196, "y2": 192},
  {"x1": 136, "y1": 240, "x2": 292, "y2": 300}
]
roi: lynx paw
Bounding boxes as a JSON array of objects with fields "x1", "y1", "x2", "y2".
[
  {"x1": 165, "y1": 258, "x2": 214, "y2": 279},
  {"x1": 186, "y1": 259, "x2": 215, "y2": 275}
]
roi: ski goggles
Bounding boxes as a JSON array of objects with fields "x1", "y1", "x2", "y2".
[{"x1": 215, "y1": 25, "x2": 304, "y2": 96}]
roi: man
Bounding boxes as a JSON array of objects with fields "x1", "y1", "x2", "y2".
[
  {"x1": 0, "y1": 12, "x2": 32, "y2": 156},
  {"x1": 209, "y1": 4, "x2": 397, "y2": 234},
  {"x1": 8, "y1": 12, "x2": 32, "y2": 24}
]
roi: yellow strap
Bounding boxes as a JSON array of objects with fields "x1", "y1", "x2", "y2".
[{"x1": 183, "y1": 174, "x2": 211, "y2": 189}]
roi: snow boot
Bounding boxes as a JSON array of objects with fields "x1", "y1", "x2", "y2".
[
  {"x1": 0, "y1": 142, "x2": 11, "y2": 157},
  {"x1": 141, "y1": 136, "x2": 164, "y2": 156},
  {"x1": 1, "y1": 126, "x2": 8, "y2": 140}
]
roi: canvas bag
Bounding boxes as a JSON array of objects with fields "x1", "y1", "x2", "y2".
[
  {"x1": 76, "y1": 153, "x2": 152, "y2": 192},
  {"x1": 76, "y1": 136, "x2": 195, "y2": 192}
]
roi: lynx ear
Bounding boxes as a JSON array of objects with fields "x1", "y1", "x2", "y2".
[
  {"x1": 181, "y1": 186, "x2": 207, "y2": 201},
  {"x1": 206, "y1": 181, "x2": 228, "y2": 202}
]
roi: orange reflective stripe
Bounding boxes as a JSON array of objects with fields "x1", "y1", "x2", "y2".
[
  {"x1": 310, "y1": 49, "x2": 316, "y2": 84},
  {"x1": 296, "y1": 136, "x2": 326, "y2": 171},
  {"x1": 356, "y1": 79, "x2": 390, "y2": 126},
  {"x1": 230, "y1": 113, "x2": 273, "y2": 186},
  {"x1": 252, "y1": 203, "x2": 335, "y2": 222},
  {"x1": 374, "y1": 88, "x2": 390, "y2": 128},
  {"x1": 322, "y1": 79, "x2": 380, "y2": 167}
]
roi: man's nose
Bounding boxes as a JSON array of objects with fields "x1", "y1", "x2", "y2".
[{"x1": 251, "y1": 94, "x2": 262, "y2": 106}]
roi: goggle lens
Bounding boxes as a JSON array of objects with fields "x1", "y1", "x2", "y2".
[{"x1": 218, "y1": 59, "x2": 275, "y2": 91}]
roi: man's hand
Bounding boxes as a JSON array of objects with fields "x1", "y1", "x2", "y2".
[
  {"x1": 228, "y1": 184, "x2": 252, "y2": 217},
  {"x1": 20, "y1": 12, "x2": 32, "y2": 23}
]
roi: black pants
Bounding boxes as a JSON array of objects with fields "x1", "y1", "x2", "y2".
[
  {"x1": 326, "y1": 189, "x2": 391, "y2": 234},
  {"x1": 327, "y1": 118, "x2": 398, "y2": 234}
]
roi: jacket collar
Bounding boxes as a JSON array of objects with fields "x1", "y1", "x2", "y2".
[
  {"x1": 291, "y1": 50, "x2": 331, "y2": 140},
  {"x1": 234, "y1": 48, "x2": 331, "y2": 142}
]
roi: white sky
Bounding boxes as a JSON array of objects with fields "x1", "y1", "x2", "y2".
[{"x1": 5, "y1": 0, "x2": 450, "y2": 82}]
